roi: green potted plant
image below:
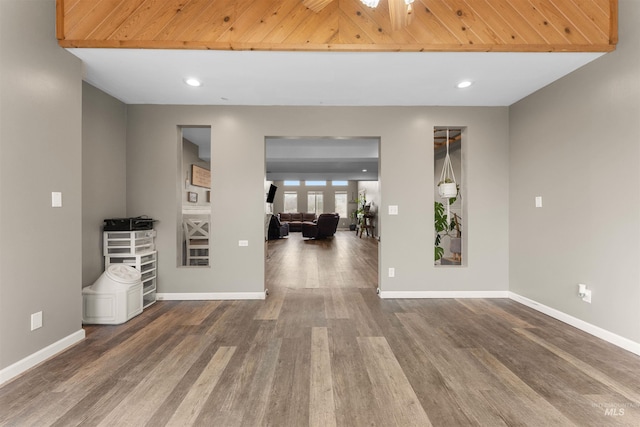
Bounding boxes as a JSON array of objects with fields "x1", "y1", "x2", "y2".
[
  {"x1": 351, "y1": 193, "x2": 367, "y2": 231},
  {"x1": 434, "y1": 191, "x2": 461, "y2": 262}
]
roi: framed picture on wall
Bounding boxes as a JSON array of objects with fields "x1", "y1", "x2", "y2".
[
  {"x1": 188, "y1": 191, "x2": 198, "y2": 203},
  {"x1": 191, "y1": 164, "x2": 211, "y2": 188}
]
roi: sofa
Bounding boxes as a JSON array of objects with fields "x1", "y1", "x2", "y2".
[
  {"x1": 302, "y1": 213, "x2": 340, "y2": 239},
  {"x1": 278, "y1": 212, "x2": 316, "y2": 232}
]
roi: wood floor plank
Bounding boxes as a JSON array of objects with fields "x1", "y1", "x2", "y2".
[
  {"x1": 324, "y1": 287, "x2": 350, "y2": 319},
  {"x1": 327, "y1": 318, "x2": 380, "y2": 426},
  {"x1": 254, "y1": 288, "x2": 285, "y2": 320},
  {"x1": 228, "y1": 340, "x2": 282, "y2": 426},
  {"x1": 456, "y1": 298, "x2": 534, "y2": 328},
  {"x1": 166, "y1": 346, "x2": 236, "y2": 426},
  {"x1": 470, "y1": 347, "x2": 576, "y2": 425},
  {"x1": 177, "y1": 300, "x2": 223, "y2": 326},
  {"x1": 383, "y1": 325, "x2": 478, "y2": 426},
  {"x1": 357, "y1": 336, "x2": 433, "y2": 426},
  {"x1": 309, "y1": 327, "x2": 337, "y2": 427},
  {"x1": 96, "y1": 334, "x2": 210, "y2": 426},
  {"x1": 5, "y1": 329, "x2": 184, "y2": 425},
  {"x1": 515, "y1": 327, "x2": 640, "y2": 405},
  {"x1": 275, "y1": 288, "x2": 327, "y2": 339},
  {"x1": 345, "y1": 289, "x2": 385, "y2": 337},
  {"x1": 263, "y1": 334, "x2": 312, "y2": 426}
]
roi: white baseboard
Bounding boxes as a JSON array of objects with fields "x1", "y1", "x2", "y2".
[
  {"x1": 378, "y1": 290, "x2": 510, "y2": 299},
  {"x1": 0, "y1": 329, "x2": 85, "y2": 386},
  {"x1": 509, "y1": 292, "x2": 640, "y2": 356},
  {"x1": 156, "y1": 292, "x2": 266, "y2": 301}
]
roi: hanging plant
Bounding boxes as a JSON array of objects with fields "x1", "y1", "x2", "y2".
[{"x1": 437, "y1": 129, "x2": 457, "y2": 198}]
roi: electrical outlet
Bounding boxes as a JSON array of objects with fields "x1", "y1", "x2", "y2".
[
  {"x1": 388, "y1": 267, "x2": 395, "y2": 278},
  {"x1": 238, "y1": 240, "x2": 248, "y2": 247},
  {"x1": 578, "y1": 283, "x2": 592, "y2": 303},
  {"x1": 535, "y1": 196, "x2": 542, "y2": 208},
  {"x1": 578, "y1": 283, "x2": 587, "y2": 295},
  {"x1": 31, "y1": 311, "x2": 43, "y2": 331}
]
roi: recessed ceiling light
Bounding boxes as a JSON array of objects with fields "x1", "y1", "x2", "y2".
[
  {"x1": 457, "y1": 80, "x2": 473, "y2": 89},
  {"x1": 185, "y1": 78, "x2": 201, "y2": 87},
  {"x1": 362, "y1": 169, "x2": 368, "y2": 172}
]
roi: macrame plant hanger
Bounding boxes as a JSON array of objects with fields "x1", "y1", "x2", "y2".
[{"x1": 438, "y1": 128, "x2": 457, "y2": 226}]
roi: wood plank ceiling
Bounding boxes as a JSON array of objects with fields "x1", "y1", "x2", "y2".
[{"x1": 57, "y1": 0, "x2": 617, "y2": 52}]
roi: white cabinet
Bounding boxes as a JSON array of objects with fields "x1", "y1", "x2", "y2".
[{"x1": 103, "y1": 231, "x2": 157, "y2": 309}]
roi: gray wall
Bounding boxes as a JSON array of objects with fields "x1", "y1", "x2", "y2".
[
  {"x1": 0, "y1": 0, "x2": 83, "y2": 370},
  {"x1": 509, "y1": 1, "x2": 640, "y2": 342},
  {"x1": 126, "y1": 106, "x2": 509, "y2": 295},
  {"x1": 82, "y1": 82, "x2": 128, "y2": 287}
]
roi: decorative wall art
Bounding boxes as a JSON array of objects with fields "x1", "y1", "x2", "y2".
[{"x1": 191, "y1": 164, "x2": 210, "y2": 188}]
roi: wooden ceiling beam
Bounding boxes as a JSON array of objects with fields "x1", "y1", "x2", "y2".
[{"x1": 56, "y1": 0, "x2": 618, "y2": 53}]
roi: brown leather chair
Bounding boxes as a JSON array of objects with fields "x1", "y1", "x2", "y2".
[{"x1": 302, "y1": 213, "x2": 339, "y2": 239}]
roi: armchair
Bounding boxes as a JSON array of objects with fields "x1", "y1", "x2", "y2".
[
  {"x1": 268, "y1": 214, "x2": 289, "y2": 240},
  {"x1": 302, "y1": 213, "x2": 340, "y2": 239}
]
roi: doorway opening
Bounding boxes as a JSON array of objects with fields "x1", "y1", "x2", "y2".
[{"x1": 264, "y1": 136, "x2": 380, "y2": 295}]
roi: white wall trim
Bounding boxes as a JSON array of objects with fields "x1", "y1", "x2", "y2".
[
  {"x1": 509, "y1": 292, "x2": 640, "y2": 356},
  {"x1": 156, "y1": 292, "x2": 266, "y2": 301},
  {"x1": 0, "y1": 329, "x2": 85, "y2": 386},
  {"x1": 378, "y1": 290, "x2": 509, "y2": 299}
]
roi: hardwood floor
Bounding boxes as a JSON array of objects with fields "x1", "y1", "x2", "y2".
[{"x1": 2, "y1": 231, "x2": 640, "y2": 426}]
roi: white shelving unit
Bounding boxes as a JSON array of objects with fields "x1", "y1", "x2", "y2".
[
  {"x1": 103, "y1": 230, "x2": 155, "y2": 255},
  {"x1": 103, "y1": 231, "x2": 157, "y2": 309}
]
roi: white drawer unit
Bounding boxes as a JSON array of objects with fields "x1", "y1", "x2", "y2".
[
  {"x1": 143, "y1": 288, "x2": 156, "y2": 308},
  {"x1": 105, "y1": 251, "x2": 157, "y2": 309},
  {"x1": 103, "y1": 230, "x2": 156, "y2": 255},
  {"x1": 103, "y1": 230, "x2": 158, "y2": 309}
]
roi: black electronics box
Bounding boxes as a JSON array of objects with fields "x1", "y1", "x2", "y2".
[{"x1": 103, "y1": 217, "x2": 155, "y2": 231}]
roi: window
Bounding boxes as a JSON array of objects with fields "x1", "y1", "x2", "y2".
[
  {"x1": 307, "y1": 191, "x2": 324, "y2": 214},
  {"x1": 284, "y1": 191, "x2": 298, "y2": 213},
  {"x1": 305, "y1": 180, "x2": 326, "y2": 186},
  {"x1": 335, "y1": 191, "x2": 347, "y2": 218},
  {"x1": 284, "y1": 180, "x2": 300, "y2": 186},
  {"x1": 332, "y1": 180, "x2": 348, "y2": 186}
]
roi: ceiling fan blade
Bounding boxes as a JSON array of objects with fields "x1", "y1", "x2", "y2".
[
  {"x1": 388, "y1": 0, "x2": 414, "y2": 31},
  {"x1": 302, "y1": 0, "x2": 335, "y2": 13}
]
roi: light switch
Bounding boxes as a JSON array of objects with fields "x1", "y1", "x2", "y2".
[
  {"x1": 388, "y1": 205, "x2": 399, "y2": 215},
  {"x1": 52, "y1": 192, "x2": 62, "y2": 207},
  {"x1": 535, "y1": 196, "x2": 542, "y2": 208}
]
